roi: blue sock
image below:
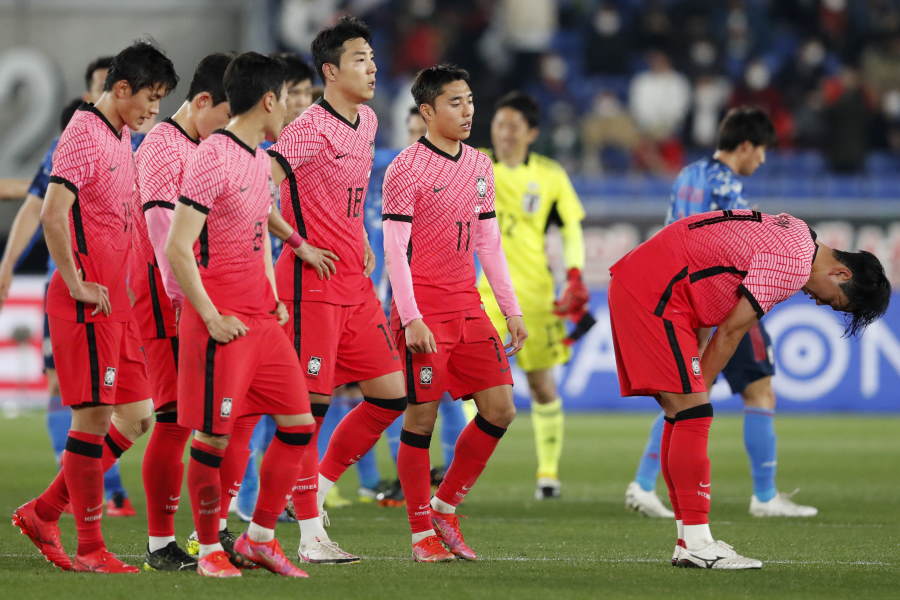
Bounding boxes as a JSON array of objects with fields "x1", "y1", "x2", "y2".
[
  {"x1": 386, "y1": 415, "x2": 402, "y2": 464},
  {"x1": 356, "y1": 448, "x2": 381, "y2": 489},
  {"x1": 318, "y1": 396, "x2": 350, "y2": 459},
  {"x1": 237, "y1": 419, "x2": 271, "y2": 515},
  {"x1": 744, "y1": 409, "x2": 777, "y2": 502},
  {"x1": 104, "y1": 462, "x2": 126, "y2": 499},
  {"x1": 634, "y1": 412, "x2": 666, "y2": 492},
  {"x1": 438, "y1": 398, "x2": 467, "y2": 466},
  {"x1": 46, "y1": 403, "x2": 70, "y2": 464}
]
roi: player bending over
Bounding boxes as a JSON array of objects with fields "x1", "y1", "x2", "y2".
[{"x1": 608, "y1": 209, "x2": 890, "y2": 569}]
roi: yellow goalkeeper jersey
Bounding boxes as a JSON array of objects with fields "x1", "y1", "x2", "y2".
[{"x1": 477, "y1": 150, "x2": 585, "y2": 310}]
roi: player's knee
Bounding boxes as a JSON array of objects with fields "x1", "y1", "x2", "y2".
[
  {"x1": 481, "y1": 404, "x2": 516, "y2": 429},
  {"x1": 741, "y1": 378, "x2": 776, "y2": 410},
  {"x1": 194, "y1": 431, "x2": 229, "y2": 450},
  {"x1": 531, "y1": 385, "x2": 556, "y2": 405}
]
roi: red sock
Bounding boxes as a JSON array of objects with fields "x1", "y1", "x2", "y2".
[
  {"x1": 667, "y1": 404, "x2": 713, "y2": 525},
  {"x1": 435, "y1": 415, "x2": 505, "y2": 507},
  {"x1": 218, "y1": 415, "x2": 259, "y2": 520},
  {"x1": 253, "y1": 424, "x2": 314, "y2": 528},
  {"x1": 659, "y1": 416, "x2": 681, "y2": 521},
  {"x1": 290, "y1": 405, "x2": 327, "y2": 521},
  {"x1": 62, "y1": 431, "x2": 106, "y2": 555},
  {"x1": 142, "y1": 414, "x2": 192, "y2": 537},
  {"x1": 36, "y1": 423, "x2": 133, "y2": 522},
  {"x1": 187, "y1": 439, "x2": 225, "y2": 545},
  {"x1": 319, "y1": 397, "x2": 405, "y2": 482},
  {"x1": 397, "y1": 429, "x2": 432, "y2": 534}
]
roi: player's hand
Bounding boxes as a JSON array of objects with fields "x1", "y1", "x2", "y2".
[
  {"x1": 405, "y1": 318, "x2": 437, "y2": 353},
  {"x1": 363, "y1": 243, "x2": 376, "y2": 277},
  {"x1": 295, "y1": 241, "x2": 338, "y2": 280},
  {"x1": 504, "y1": 315, "x2": 528, "y2": 356},
  {"x1": 70, "y1": 281, "x2": 111, "y2": 317},
  {"x1": 273, "y1": 301, "x2": 289, "y2": 326},
  {"x1": 204, "y1": 313, "x2": 249, "y2": 344},
  {"x1": 553, "y1": 268, "x2": 590, "y2": 316},
  {"x1": 0, "y1": 263, "x2": 12, "y2": 310}
]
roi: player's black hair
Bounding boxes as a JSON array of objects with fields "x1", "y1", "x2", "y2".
[
  {"x1": 223, "y1": 52, "x2": 286, "y2": 116},
  {"x1": 311, "y1": 16, "x2": 372, "y2": 82},
  {"x1": 59, "y1": 98, "x2": 83, "y2": 131},
  {"x1": 411, "y1": 64, "x2": 471, "y2": 108},
  {"x1": 716, "y1": 106, "x2": 776, "y2": 151},
  {"x1": 494, "y1": 91, "x2": 539, "y2": 128},
  {"x1": 271, "y1": 52, "x2": 315, "y2": 85},
  {"x1": 833, "y1": 249, "x2": 891, "y2": 337},
  {"x1": 83, "y1": 56, "x2": 113, "y2": 91},
  {"x1": 104, "y1": 40, "x2": 178, "y2": 95},
  {"x1": 186, "y1": 52, "x2": 234, "y2": 105}
]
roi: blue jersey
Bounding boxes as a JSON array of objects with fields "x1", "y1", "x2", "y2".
[
  {"x1": 366, "y1": 147, "x2": 401, "y2": 305},
  {"x1": 665, "y1": 157, "x2": 748, "y2": 225}
]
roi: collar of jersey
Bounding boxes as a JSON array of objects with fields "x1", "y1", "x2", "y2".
[
  {"x1": 78, "y1": 102, "x2": 122, "y2": 140},
  {"x1": 212, "y1": 129, "x2": 256, "y2": 156},
  {"x1": 316, "y1": 97, "x2": 360, "y2": 130},
  {"x1": 418, "y1": 136, "x2": 462, "y2": 162},
  {"x1": 164, "y1": 117, "x2": 199, "y2": 145}
]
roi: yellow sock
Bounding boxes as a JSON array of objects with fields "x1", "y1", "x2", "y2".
[{"x1": 532, "y1": 398, "x2": 564, "y2": 480}]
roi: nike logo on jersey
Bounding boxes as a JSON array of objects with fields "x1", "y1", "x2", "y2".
[
  {"x1": 433, "y1": 185, "x2": 446, "y2": 193},
  {"x1": 240, "y1": 186, "x2": 249, "y2": 193},
  {"x1": 335, "y1": 153, "x2": 348, "y2": 159},
  {"x1": 108, "y1": 165, "x2": 117, "y2": 172}
]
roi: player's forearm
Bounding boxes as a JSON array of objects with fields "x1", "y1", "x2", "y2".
[
  {"x1": 267, "y1": 210, "x2": 296, "y2": 242},
  {"x1": 146, "y1": 205, "x2": 185, "y2": 306},
  {"x1": 263, "y1": 233, "x2": 279, "y2": 302},
  {"x1": 699, "y1": 328, "x2": 747, "y2": 390},
  {"x1": 383, "y1": 220, "x2": 422, "y2": 325},
  {"x1": 475, "y1": 218, "x2": 522, "y2": 317},
  {"x1": 0, "y1": 178, "x2": 28, "y2": 199},
  {"x1": 560, "y1": 221, "x2": 585, "y2": 270},
  {"x1": 0, "y1": 195, "x2": 43, "y2": 274},
  {"x1": 165, "y1": 238, "x2": 218, "y2": 321}
]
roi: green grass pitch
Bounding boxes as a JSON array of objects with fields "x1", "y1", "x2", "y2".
[{"x1": 0, "y1": 411, "x2": 897, "y2": 599}]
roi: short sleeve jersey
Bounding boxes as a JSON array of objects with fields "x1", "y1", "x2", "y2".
[
  {"x1": 383, "y1": 138, "x2": 497, "y2": 326},
  {"x1": 268, "y1": 98, "x2": 377, "y2": 305},
  {"x1": 133, "y1": 118, "x2": 199, "y2": 338},
  {"x1": 476, "y1": 150, "x2": 584, "y2": 308},
  {"x1": 178, "y1": 130, "x2": 275, "y2": 317},
  {"x1": 665, "y1": 158, "x2": 748, "y2": 225},
  {"x1": 610, "y1": 210, "x2": 817, "y2": 327},
  {"x1": 46, "y1": 104, "x2": 136, "y2": 323}
]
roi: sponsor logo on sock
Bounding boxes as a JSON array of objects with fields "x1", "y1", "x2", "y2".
[
  {"x1": 220, "y1": 397, "x2": 232, "y2": 418},
  {"x1": 461, "y1": 484, "x2": 472, "y2": 492},
  {"x1": 103, "y1": 367, "x2": 117, "y2": 387},
  {"x1": 85, "y1": 503, "x2": 103, "y2": 513},
  {"x1": 699, "y1": 482, "x2": 710, "y2": 487},
  {"x1": 169, "y1": 495, "x2": 181, "y2": 501},
  {"x1": 691, "y1": 357, "x2": 701, "y2": 376},
  {"x1": 697, "y1": 490, "x2": 711, "y2": 500},
  {"x1": 200, "y1": 498, "x2": 219, "y2": 506},
  {"x1": 307, "y1": 356, "x2": 322, "y2": 376},
  {"x1": 419, "y1": 366, "x2": 433, "y2": 385}
]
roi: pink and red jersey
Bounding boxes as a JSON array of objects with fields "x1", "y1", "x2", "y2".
[
  {"x1": 610, "y1": 210, "x2": 817, "y2": 326},
  {"x1": 178, "y1": 130, "x2": 276, "y2": 317},
  {"x1": 382, "y1": 138, "x2": 498, "y2": 326},
  {"x1": 46, "y1": 104, "x2": 136, "y2": 323},
  {"x1": 268, "y1": 99, "x2": 377, "y2": 305},
  {"x1": 133, "y1": 118, "x2": 199, "y2": 338}
]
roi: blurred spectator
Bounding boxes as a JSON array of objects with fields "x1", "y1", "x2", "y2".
[
  {"x1": 729, "y1": 59, "x2": 794, "y2": 146},
  {"x1": 628, "y1": 50, "x2": 690, "y2": 140},
  {"x1": 687, "y1": 74, "x2": 731, "y2": 147},
  {"x1": 583, "y1": 2, "x2": 631, "y2": 75},
  {"x1": 821, "y1": 67, "x2": 875, "y2": 173},
  {"x1": 861, "y1": 34, "x2": 900, "y2": 97},
  {"x1": 580, "y1": 91, "x2": 640, "y2": 174},
  {"x1": 499, "y1": 0, "x2": 556, "y2": 88}
]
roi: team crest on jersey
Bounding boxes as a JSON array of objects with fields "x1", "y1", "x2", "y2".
[
  {"x1": 523, "y1": 182, "x2": 540, "y2": 213},
  {"x1": 691, "y1": 357, "x2": 701, "y2": 376},
  {"x1": 475, "y1": 176, "x2": 487, "y2": 198},
  {"x1": 307, "y1": 356, "x2": 323, "y2": 376},
  {"x1": 220, "y1": 398, "x2": 233, "y2": 418},
  {"x1": 419, "y1": 367, "x2": 433, "y2": 386},
  {"x1": 103, "y1": 367, "x2": 116, "y2": 387},
  {"x1": 774, "y1": 214, "x2": 791, "y2": 228}
]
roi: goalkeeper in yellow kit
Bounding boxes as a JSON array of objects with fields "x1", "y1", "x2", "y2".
[{"x1": 478, "y1": 92, "x2": 590, "y2": 499}]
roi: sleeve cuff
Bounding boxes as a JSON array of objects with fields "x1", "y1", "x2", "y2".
[
  {"x1": 383, "y1": 213, "x2": 413, "y2": 222},
  {"x1": 143, "y1": 200, "x2": 175, "y2": 212},
  {"x1": 738, "y1": 285, "x2": 765, "y2": 319},
  {"x1": 178, "y1": 195, "x2": 210, "y2": 215},
  {"x1": 49, "y1": 175, "x2": 78, "y2": 197}
]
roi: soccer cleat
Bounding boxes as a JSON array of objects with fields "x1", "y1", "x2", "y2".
[
  {"x1": 196, "y1": 550, "x2": 241, "y2": 578},
  {"x1": 671, "y1": 539, "x2": 686, "y2": 566},
  {"x1": 105, "y1": 493, "x2": 136, "y2": 517},
  {"x1": 324, "y1": 486, "x2": 352, "y2": 509},
  {"x1": 535, "y1": 477, "x2": 561, "y2": 500},
  {"x1": 624, "y1": 481, "x2": 675, "y2": 518},
  {"x1": 72, "y1": 549, "x2": 140, "y2": 573},
  {"x1": 143, "y1": 541, "x2": 198, "y2": 571},
  {"x1": 185, "y1": 531, "x2": 199, "y2": 556},
  {"x1": 11, "y1": 499, "x2": 72, "y2": 570},
  {"x1": 431, "y1": 510, "x2": 477, "y2": 560},
  {"x1": 298, "y1": 536, "x2": 361, "y2": 564},
  {"x1": 411, "y1": 535, "x2": 455, "y2": 562},
  {"x1": 750, "y1": 490, "x2": 818, "y2": 518},
  {"x1": 219, "y1": 527, "x2": 256, "y2": 568},
  {"x1": 234, "y1": 533, "x2": 308, "y2": 577},
  {"x1": 676, "y1": 540, "x2": 763, "y2": 570},
  {"x1": 377, "y1": 479, "x2": 405, "y2": 508}
]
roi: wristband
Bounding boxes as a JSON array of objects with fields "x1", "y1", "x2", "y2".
[{"x1": 285, "y1": 231, "x2": 303, "y2": 249}]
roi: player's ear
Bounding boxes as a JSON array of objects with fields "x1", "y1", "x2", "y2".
[
  {"x1": 419, "y1": 103, "x2": 433, "y2": 122},
  {"x1": 193, "y1": 92, "x2": 210, "y2": 110},
  {"x1": 829, "y1": 262, "x2": 852, "y2": 283},
  {"x1": 527, "y1": 127, "x2": 539, "y2": 144},
  {"x1": 112, "y1": 80, "x2": 131, "y2": 100},
  {"x1": 323, "y1": 62, "x2": 337, "y2": 82}
]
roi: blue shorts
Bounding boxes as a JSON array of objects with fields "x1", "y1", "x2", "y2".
[{"x1": 721, "y1": 321, "x2": 775, "y2": 395}]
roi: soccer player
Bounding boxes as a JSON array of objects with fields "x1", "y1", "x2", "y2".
[
  {"x1": 625, "y1": 107, "x2": 818, "y2": 519},
  {"x1": 609, "y1": 209, "x2": 889, "y2": 569},
  {"x1": 165, "y1": 52, "x2": 315, "y2": 579},
  {"x1": 477, "y1": 91, "x2": 588, "y2": 500},
  {"x1": 267, "y1": 16, "x2": 407, "y2": 563},
  {"x1": 11, "y1": 41, "x2": 178, "y2": 573},
  {"x1": 134, "y1": 52, "x2": 233, "y2": 571},
  {"x1": 383, "y1": 65, "x2": 527, "y2": 562}
]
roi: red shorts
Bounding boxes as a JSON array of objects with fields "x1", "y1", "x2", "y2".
[
  {"x1": 608, "y1": 279, "x2": 706, "y2": 397},
  {"x1": 144, "y1": 336, "x2": 179, "y2": 411},
  {"x1": 177, "y1": 305, "x2": 309, "y2": 435},
  {"x1": 284, "y1": 294, "x2": 400, "y2": 395},
  {"x1": 395, "y1": 311, "x2": 513, "y2": 404},
  {"x1": 48, "y1": 315, "x2": 151, "y2": 407}
]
